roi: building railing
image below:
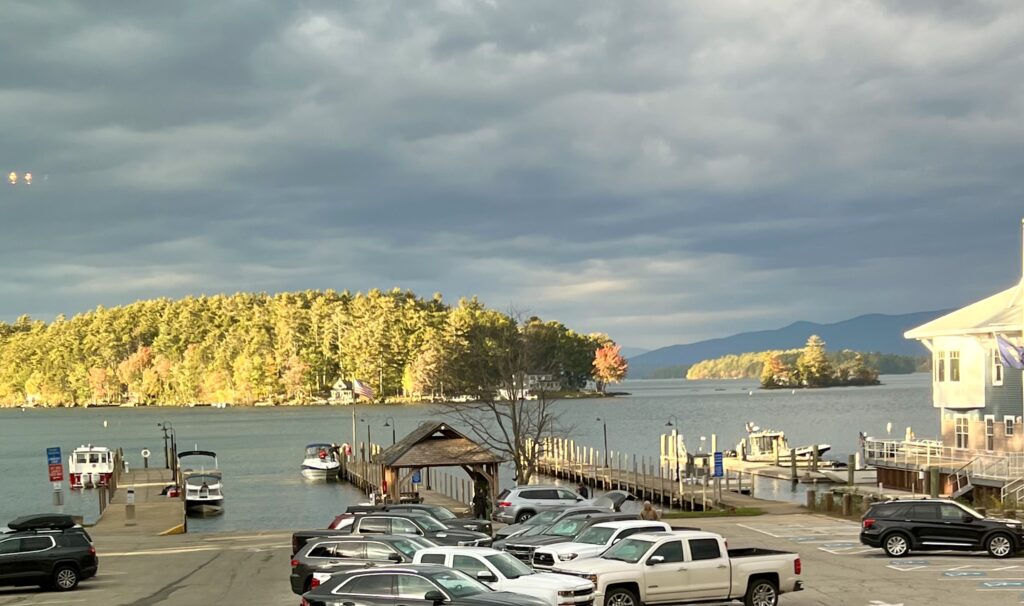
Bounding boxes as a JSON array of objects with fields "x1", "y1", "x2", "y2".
[{"x1": 865, "y1": 438, "x2": 1024, "y2": 481}]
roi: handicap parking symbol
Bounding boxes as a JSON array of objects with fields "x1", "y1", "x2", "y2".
[
  {"x1": 979, "y1": 581, "x2": 1024, "y2": 588},
  {"x1": 891, "y1": 560, "x2": 929, "y2": 566},
  {"x1": 944, "y1": 571, "x2": 986, "y2": 577}
]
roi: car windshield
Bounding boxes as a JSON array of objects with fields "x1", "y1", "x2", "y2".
[
  {"x1": 391, "y1": 538, "x2": 422, "y2": 557},
  {"x1": 416, "y1": 517, "x2": 446, "y2": 532},
  {"x1": 408, "y1": 536, "x2": 439, "y2": 549},
  {"x1": 550, "y1": 519, "x2": 586, "y2": 537},
  {"x1": 958, "y1": 503, "x2": 985, "y2": 519},
  {"x1": 526, "y1": 511, "x2": 559, "y2": 526},
  {"x1": 522, "y1": 524, "x2": 552, "y2": 537},
  {"x1": 602, "y1": 538, "x2": 654, "y2": 563},
  {"x1": 485, "y1": 553, "x2": 534, "y2": 579},
  {"x1": 426, "y1": 507, "x2": 457, "y2": 520},
  {"x1": 576, "y1": 526, "x2": 616, "y2": 545},
  {"x1": 427, "y1": 570, "x2": 490, "y2": 598}
]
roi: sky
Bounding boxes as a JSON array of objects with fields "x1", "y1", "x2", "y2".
[{"x1": 1, "y1": 1, "x2": 1023, "y2": 350}]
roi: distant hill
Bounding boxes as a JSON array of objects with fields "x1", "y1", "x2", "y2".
[
  {"x1": 619, "y1": 346, "x2": 650, "y2": 359},
  {"x1": 630, "y1": 310, "x2": 949, "y2": 379}
]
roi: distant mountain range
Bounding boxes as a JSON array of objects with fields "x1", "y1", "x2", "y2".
[{"x1": 628, "y1": 310, "x2": 949, "y2": 379}]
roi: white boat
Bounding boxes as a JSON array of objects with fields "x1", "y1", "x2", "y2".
[
  {"x1": 68, "y1": 445, "x2": 115, "y2": 489},
  {"x1": 301, "y1": 443, "x2": 340, "y2": 481},
  {"x1": 178, "y1": 450, "x2": 224, "y2": 515},
  {"x1": 738, "y1": 423, "x2": 830, "y2": 463}
]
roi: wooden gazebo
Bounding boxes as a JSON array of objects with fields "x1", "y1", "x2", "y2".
[{"x1": 373, "y1": 421, "x2": 504, "y2": 505}]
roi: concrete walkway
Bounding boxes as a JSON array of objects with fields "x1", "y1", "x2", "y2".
[{"x1": 91, "y1": 468, "x2": 185, "y2": 537}]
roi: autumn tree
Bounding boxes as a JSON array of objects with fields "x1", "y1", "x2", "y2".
[{"x1": 593, "y1": 343, "x2": 628, "y2": 392}]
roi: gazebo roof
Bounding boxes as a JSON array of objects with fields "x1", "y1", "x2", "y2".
[{"x1": 373, "y1": 421, "x2": 504, "y2": 468}]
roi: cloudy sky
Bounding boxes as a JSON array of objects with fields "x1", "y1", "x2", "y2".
[{"x1": 1, "y1": 1, "x2": 1022, "y2": 349}]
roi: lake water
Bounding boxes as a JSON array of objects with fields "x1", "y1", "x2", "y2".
[{"x1": 0, "y1": 374, "x2": 935, "y2": 532}]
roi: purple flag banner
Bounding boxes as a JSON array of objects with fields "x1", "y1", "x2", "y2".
[{"x1": 996, "y1": 334, "x2": 1024, "y2": 370}]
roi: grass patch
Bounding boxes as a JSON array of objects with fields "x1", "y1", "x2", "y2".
[{"x1": 662, "y1": 507, "x2": 764, "y2": 519}]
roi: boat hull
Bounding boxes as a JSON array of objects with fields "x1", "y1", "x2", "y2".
[
  {"x1": 301, "y1": 466, "x2": 339, "y2": 481},
  {"x1": 185, "y1": 499, "x2": 225, "y2": 516}
]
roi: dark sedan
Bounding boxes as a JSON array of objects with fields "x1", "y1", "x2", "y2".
[
  {"x1": 344, "y1": 504, "x2": 493, "y2": 536},
  {"x1": 290, "y1": 535, "x2": 427, "y2": 594},
  {"x1": 350, "y1": 513, "x2": 491, "y2": 547},
  {"x1": 301, "y1": 564, "x2": 548, "y2": 606}
]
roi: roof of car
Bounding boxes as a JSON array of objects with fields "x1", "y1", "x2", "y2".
[
  {"x1": 511, "y1": 484, "x2": 564, "y2": 490},
  {"x1": 308, "y1": 534, "x2": 413, "y2": 544},
  {"x1": 627, "y1": 530, "x2": 719, "y2": 541},
  {"x1": 416, "y1": 546, "x2": 500, "y2": 556},
  {"x1": 335, "y1": 563, "x2": 451, "y2": 575},
  {"x1": 878, "y1": 498, "x2": 958, "y2": 505},
  {"x1": 587, "y1": 520, "x2": 669, "y2": 530}
]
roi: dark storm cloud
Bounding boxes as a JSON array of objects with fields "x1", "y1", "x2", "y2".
[{"x1": 1, "y1": 0, "x2": 1023, "y2": 348}]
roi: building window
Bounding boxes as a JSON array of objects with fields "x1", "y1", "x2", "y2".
[
  {"x1": 936, "y1": 351, "x2": 946, "y2": 382},
  {"x1": 993, "y1": 349, "x2": 1004, "y2": 386},
  {"x1": 949, "y1": 351, "x2": 960, "y2": 382},
  {"x1": 1006, "y1": 416, "x2": 1015, "y2": 437},
  {"x1": 985, "y1": 416, "x2": 995, "y2": 451},
  {"x1": 954, "y1": 415, "x2": 969, "y2": 449}
]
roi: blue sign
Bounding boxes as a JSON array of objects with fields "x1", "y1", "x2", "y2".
[
  {"x1": 46, "y1": 447, "x2": 61, "y2": 466},
  {"x1": 713, "y1": 452, "x2": 723, "y2": 478},
  {"x1": 411, "y1": 470, "x2": 422, "y2": 485}
]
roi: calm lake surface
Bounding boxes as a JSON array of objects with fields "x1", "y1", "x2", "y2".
[{"x1": 0, "y1": 374, "x2": 934, "y2": 532}]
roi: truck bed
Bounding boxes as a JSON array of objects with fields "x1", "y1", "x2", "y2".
[{"x1": 727, "y1": 547, "x2": 795, "y2": 558}]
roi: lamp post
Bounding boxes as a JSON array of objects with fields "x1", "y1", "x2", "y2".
[
  {"x1": 360, "y1": 418, "x2": 372, "y2": 461},
  {"x1": 665, "y1": 416, "x2": 680, "y2": 480},
  {"x1": 384, "y1": 417, "x2": 397, "y2": 445},
  {"x1": 596, "y1": 418, "x2": 609, "y2": 468},
  {"x1": 157, "y1": 422, "x2": 175, "y2": 471}
]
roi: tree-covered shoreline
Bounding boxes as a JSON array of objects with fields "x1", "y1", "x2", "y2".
[{"x1": 0, "y1": 289, "x2": 626, "y2": 407}]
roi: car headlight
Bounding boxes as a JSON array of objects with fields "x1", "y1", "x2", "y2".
[
  {"x1": 585, "y1": 573, "x2": 598, "y2": 584},
  {"x1": 558, "y1": 590, "x2": 574, "y2": 597},
  {"x1": 558, "y1": 553, "x2": 578, "y2": 561}
]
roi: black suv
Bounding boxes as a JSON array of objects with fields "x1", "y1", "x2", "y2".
[
  {"x1": 0, "y1": 514, "x2": 98, "y2": 591},
  {"x1": 290, "y1": 535, "x2": 427, "y2": 594},
  {"x1": 860, "y1": 498, "x2": 1024, "y2": 558}
]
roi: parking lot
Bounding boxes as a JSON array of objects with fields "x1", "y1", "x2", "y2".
[{"x1": 3, "y1": 513, "x2": 1024, "y2": 605}]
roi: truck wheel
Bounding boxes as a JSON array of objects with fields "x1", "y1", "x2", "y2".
[
  {"x1": 883, "y1": 532, "x2": 911, "y2": 557},
  {"x1": 744, "y1": 578, "x2": 778, "y2": 606},
  {"x1": 605, "y1": 587, "x2": 639, "y2": 606},
  {"x1": 514, "y1": 511, "x2": 534, "y2": 524},
  {"x1": 987, "y1": 533, "x2": 1014, "y2": 558},
  {"x1": 51, "y1": 565, "x2": 79, "y2": 591}
]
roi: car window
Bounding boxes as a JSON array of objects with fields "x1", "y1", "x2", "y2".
[
  {"x1": 453, "y1": 554, "x2": 489, "y2": 577},
  {"x1": 308, "y1": 544, "x2": 335, "y2": 558},
  {"x1": 340, "y1": 574, "x2": 395, "y2": 596},
  {"x1": 428, "y1": 507, "x2": 457, "y2": 520},
  {"x1": 620, "y1": 526, "x2": 663, "y2": 539},
  {"x1": 519, "y1": 489, "x2": 547, "y2": 499},
  {"x1": 391, "y1": 518, "x2": 421, "y2": 535},
  {"x1": 419, "y1": 553, "x2": 446, "y2": 565},
  {"x1": 497, "y1": 489, "x2": 510, "y2": 500},
  {"x1": 358, "y1": 517, "x2": 389, "y2": 534},
  {"x1": 0, "y1": 538, "x2": 19, "y2": 555},
  {"x1": 63, "y1": 534, "x2": 91, "y2": 548},
  {"x1": 650, "y1": 540, "x2": 684, "y2": 563},
  {"x1": 396, "y1": 574, "x2": 439, "y2": 599},
  {"x1": 549, "y1": 519, "x2": 586, "y2": 537},
  {"x1": 485, "y1": 553, "x2": 534, "y2": 579},
  {"x1": 688, "y1": 538, "x2": 721, "y2": 561},
  {"x1": 365, "y1": 542, "x2": 398, "y2": 560},
  {"x1": 20, "y1": 537, "x2": 53, "y2": 552},
  {"x1": 427, "y1": 570, "x2": 489, "y2": 598},
  {"x1": 334, "y1": 542, "x2": 364, "y2": 559},
  {"x1": 910, "y1": 504, "x2": 939, "y2": 520},
  {"x1": 529, "y1": 511, "x2": 559, "y2": 525},
  {"x1": 576, "y1": 526, "x2": 616, "y2": 545},
  {"x1": 940, "y1": 504, "x2": 967, "y2": 521},
  {"x1": 557, "y1": 490, "x2": 579, "y2": 500},
  {"x1": 391, "y1": 539, "x2": 421, "y2": 558}
]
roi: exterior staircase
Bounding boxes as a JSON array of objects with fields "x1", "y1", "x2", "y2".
[{"x1": 951, "y1": 459, "x2": 975, "y2": 499}]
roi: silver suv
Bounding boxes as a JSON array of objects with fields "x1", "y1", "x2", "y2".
[{"x1": 493, "y1": 485, "x2": 586, "y2": 524}]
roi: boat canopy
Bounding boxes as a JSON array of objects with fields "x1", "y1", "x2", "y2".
[
  {"x1": 305, "y1": 443, "x2": 334, "y2": 449},
  {"x1": 178, "y1": 450, "x2": 218, "y2": 459}
]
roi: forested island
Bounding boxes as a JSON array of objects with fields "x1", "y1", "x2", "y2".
[
  {"x1": 684, "y1": 336, "x2": 926, "y2": 388},
  {"x1": 0, "y1": 289, "x2": 627, "y2": 407}
]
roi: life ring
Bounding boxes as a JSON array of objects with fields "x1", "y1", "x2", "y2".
[{"x1": 141, "y1": 448, "x2": 151, "y2": 458}]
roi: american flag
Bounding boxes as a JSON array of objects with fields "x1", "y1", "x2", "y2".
[{"x1": 352, "y1": 379, "x2": 375, "y2": 399}]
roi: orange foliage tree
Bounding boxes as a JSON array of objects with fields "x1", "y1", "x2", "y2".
[{"x1": 593, "y1": 344, "x2": 628, "y2": 392}]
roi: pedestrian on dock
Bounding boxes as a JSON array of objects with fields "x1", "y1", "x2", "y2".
[
  {"x1": 577, "y1": 482, "x2": 589, "y2": 499},
  {"x1": 640, "y1": 500, "x2": 660, "y2": 521}
]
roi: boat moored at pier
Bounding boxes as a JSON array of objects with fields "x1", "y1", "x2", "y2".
[
  {"x1": 68, "y1": 445, "x2": 115, "y2": 489},
  {"x1": 300, "y1": 443, "x2": 340, "y2": 481},
  {"x1": 178, "y1": 450, "x2": 225, "y2": 515},
  {"x1": 738, "y1": 423, "x2": 831, "y2": 463}
]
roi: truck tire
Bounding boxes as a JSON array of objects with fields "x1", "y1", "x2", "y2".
[
  {"x1": 51, "y1": 565, "x2": 79, "y2": 591},
  {"x1": 987, "y1": 533, "x2": 1014, "y2": 558},
  {"x1": 882, "y1": 532, "x2": 911, "y2": 557},
  {"x1": 744, "y1": 578, "x2": 778, "y2": 606},
  {"x1": 514, "y1": 511, "x2": 534, "y2": 524},
  {"x1": 604, "y1": 587, "x2": 640, "y2": 606}
]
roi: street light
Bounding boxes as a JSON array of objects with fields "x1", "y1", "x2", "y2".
[
  {"x1": 596, "y1": 418, "x2": 609, "y2": 468},
  {"x1": 360, "y1": 417, "x2": 372, "y2": 461},
  {"x1": 665, "y1": 416, "x2": 681, "y2": 480},
  {"x1": 157, "y1": 422, "x2": 176, "y2": 474},
  {"x1": 384, "y1": 417, "x2": 397, "y2": 445}
]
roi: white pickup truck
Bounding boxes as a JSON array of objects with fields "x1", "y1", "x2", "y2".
[
  {"x1": 553, "y1": 530, "x2": 803, "y2": 606},
  {"x1": 532, "y1": 520, "x2": 672, "y2": 570},
  {"x1": 413, "y1": 546, "x2": 596, "y2": 606}
]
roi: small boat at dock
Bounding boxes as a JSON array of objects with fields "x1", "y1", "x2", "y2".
[
  {"x1": 737, "y1": 423, "x2": 830, "y2": 464},
  {"x1": 68, "y1": 445, "x2": 115, "y2": 489},
  {"x1": 178, "y1": 450, "x2": 224, "y2": 515},
  {"x1": 301, "y1": 443, "x2": 341, "y2": 481}
]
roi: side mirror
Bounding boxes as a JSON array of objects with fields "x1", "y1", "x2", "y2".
[
  {"x1": 388, "y1": 553, "x2": 403, "y2": 562},
  {"x1": 476, "y1": 570, "x2": 497, "y2": 582},
  {"x1": 647, "y1": 555, "x2": 665, "y2": 565},
  {"x1": 963, "y1": 515, "x2": 975, "y2": 523},
  {"x1": 424, "y1": 589, "x2": 447, "y2": 604},
  {"x1": 577, "y1": 497, "x2": 584, "y2": 502}
]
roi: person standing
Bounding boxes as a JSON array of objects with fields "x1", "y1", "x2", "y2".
[
  {"x1": 472, "y1": 488, "x2": 489, "y2": 519},
  {"x1": 577, "y1": 482, "x2": 589, "y2": 499},
  {"x1": 640, "y1": 500, "x2": 660, "y2": 520}
]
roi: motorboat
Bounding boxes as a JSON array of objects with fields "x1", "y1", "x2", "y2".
[
  {"x1": 738, "y1": 422, "x2": 830, "y2": 463},
  {"x1": 301, "y1": 443, "x2": 341, "y2": 481},
  {"x1": 68, "y1": 445, "x2": 115, "y2": 489},
  {"x1": 178, "y1": 450, "x2": 224, "y2": 515}
]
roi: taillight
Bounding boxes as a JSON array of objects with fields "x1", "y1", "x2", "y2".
[
  {"x1": 311, "y1": 577, "x2": 320, "y2": 588},
  {"x1": 88, "y1": 546, "x2": 96, "y2": 557},
  {"x1": 290, "y1": 559, "x2": 300, "y2": 568},
  {"x1": 794, "y1": 558, "x2": 801, "y2": 575},
  {"x1": 863, "y1": 518, "x2": 875, "y2": 530},
  {"x1": 498, "y1": 501, "x2": 512, "y2": 507},
  {"x1": 300, "y1": 599, "x2": 310, "y2": 606}
]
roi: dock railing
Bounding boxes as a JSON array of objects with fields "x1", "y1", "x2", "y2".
[{"x1": 864, "y1": 437, "x2": 1024, "y2": 481}]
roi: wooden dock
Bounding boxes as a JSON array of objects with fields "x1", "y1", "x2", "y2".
[{"x1": 90, "y1": 467, "x2": 186, "y2": 536}]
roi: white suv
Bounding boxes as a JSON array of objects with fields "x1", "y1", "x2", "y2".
[
  {"x1": 493, "y1": 485, "x2": 586, "y2": 524},
  {"x1": 532, "y1": 520, "x2": 671, "y2": 569}
]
